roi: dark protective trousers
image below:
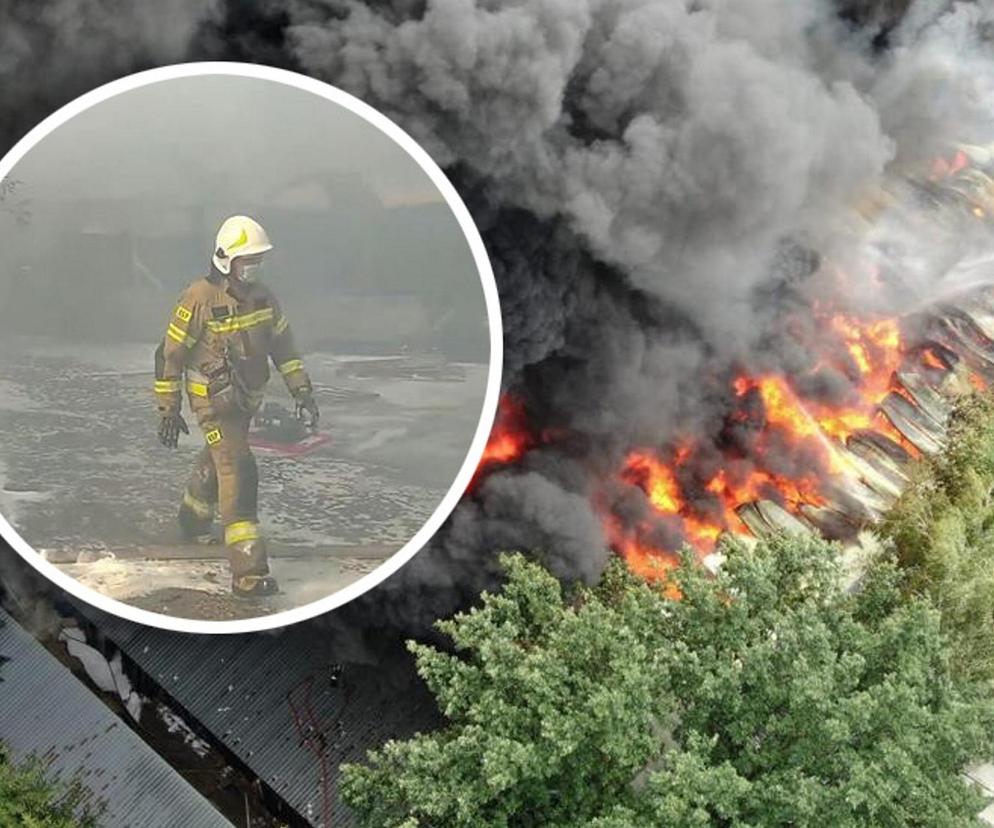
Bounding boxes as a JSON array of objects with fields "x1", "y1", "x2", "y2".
[{"x1": 177, "y1": 405, "x2": 268, "y2": 578}]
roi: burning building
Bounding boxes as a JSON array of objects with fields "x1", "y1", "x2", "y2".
[
  {"x1": 468, "y1": 144, "x2": 994, "y2": 581},
  {"x1": 2, "y1": 2, "x2": 994, "y2": 627},
  {"x1": 3, "y1": 0, "x2": 994, "y2": 822}
]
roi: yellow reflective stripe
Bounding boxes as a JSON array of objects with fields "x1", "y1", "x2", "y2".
[
  {"x1": 205, "y1": 428, "x2": 222, "y2": 445},
  {"x1": 278, "y1": 359, "x2": 304, "y2": 376},
  {"x1": 205, "y1": 307, "x2": 274, "y2": 334},
  {"x1": 167, "y1": 322, "x2": 197, "y2": 348},
  {"x1": 274, "y1": 315, "x2": 289, "y2": 335},
  {"x1": 182, "y1": 490, "x2": 213, "y2": 519},
  {"x1": 174, "y1": 305, "x2": 192, "y2": 323},
  {"x1": 186, "y1": 380, "x2": 209, "y2": 397},
  {"x1": 154, "y1": 379, "x2": 181, "y2": 394},
  {"x1": 224, "y1": 520, "x2": 259, "y2": 545}
]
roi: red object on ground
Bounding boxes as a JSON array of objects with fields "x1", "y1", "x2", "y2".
[{"x1": 248, "y1": 431, "x2": 332, "y2": 456}]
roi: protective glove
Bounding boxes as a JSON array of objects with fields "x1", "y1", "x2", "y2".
[
  {"x1": 158, "y1": 412, "x2": 189, "y2": 448},
  {"x1": 294, "y1": 390, "x2": 320, "y2": 427}
]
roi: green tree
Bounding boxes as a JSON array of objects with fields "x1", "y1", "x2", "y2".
[
  {"x1": 882, "y1": 392, "x2": 994, "y2": 683},
  {"x1": 0, "y1": 746, "x2": 100, "y2": 827},
  {"x1": 341, "y1": 537, "x2": 994, "y2": 827}
]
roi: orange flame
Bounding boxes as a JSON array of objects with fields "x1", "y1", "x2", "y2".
[
  {"x1": 921, "y1": 348, "x2": 947, "y2": 370},
  {"x1": 930, "y1": 149, "x2": 969, "y2": 181},
  {"x1": 607, "y1": 310, "x2": 925, "y2": 576},
  {"x1": 597, "y1": 153, "x2": 990, "y2": 579},
  {"x1": 475, "y1": 307, "x2": 971, "y2": 585},
  {"x1": 471, "y1": 395, "x2": 532, "y2": 490}
]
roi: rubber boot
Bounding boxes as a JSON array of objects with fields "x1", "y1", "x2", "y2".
[
  {"x1": 228, "y1": 537, "x2": 279, "y2": 597},
  {"x1": 232, "y1": 573, "x2": 280, "y2": 598}
]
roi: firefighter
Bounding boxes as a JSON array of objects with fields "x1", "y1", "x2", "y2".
[{"x1": 154, "y1": 215, "x2": 319, "y2": 598}]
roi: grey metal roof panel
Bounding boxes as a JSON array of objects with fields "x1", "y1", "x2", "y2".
[
  {"x1": 75, "y1": 603, "x2": 441, "y2": 827},
  {"x1": 0, "y1": 608, "x2": 232, "y2": 828}
]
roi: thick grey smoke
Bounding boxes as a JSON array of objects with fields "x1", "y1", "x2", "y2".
[
  {"x1": 0, "y1": 1, "x2": 220, "y2": 150},
  {"x1": 822, "y1": 2, "x2": 994, "y2": 309},
  {"x1": 279, "y1": 0, "x2": 994, "y2": 641},
  {"x1": 1, "y1": 0, "x2": 992, "y2": 645},
  {"x1": 286, "y1": 0, "x2": 894, "y2": 349},
  {"x1": 883, "y1": 0, "x2": 994, "y2": 159}
]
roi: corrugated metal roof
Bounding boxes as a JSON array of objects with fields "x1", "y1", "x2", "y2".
[
  {"x1": 76, "y1": 604, "x2": 441, "y2": 827},
  {"x1": 0, "y1": 608, "x2": 232, "y2": 828}
]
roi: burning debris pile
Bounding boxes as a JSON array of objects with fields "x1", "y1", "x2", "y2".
[
  {"x1": 472, "y1": 141, "x2": 994, "y2": 582},
  {"x1": 607, "y1": 285, "x2": 994, "y2": 579},
  {"x1": 478, "y1": 274, "x2": 994, "y2": 581}
]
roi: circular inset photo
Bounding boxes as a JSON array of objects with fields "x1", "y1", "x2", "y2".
[{"x1": 0, "y1": 63, "x2": 500, "y2": 631}]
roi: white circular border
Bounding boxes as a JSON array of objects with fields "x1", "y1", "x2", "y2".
[{"x1": 0, "y1": 62, "x2": 503, "y2": 634}]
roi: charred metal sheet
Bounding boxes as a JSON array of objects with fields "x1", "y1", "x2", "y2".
[
  {"x1": 834, "y1": 444, "x2": 904, "y2": 501},
  {"x1": 945, "y1": 286, "x2": 994, "y2": 319},
  {"x1": 798, "y1": 503, "x2": 861, "y2": 541},
  {"x1": 845, "y1": 433, "x2": 911, "y2": 488},
  {"x1": 886, "y1": 388, "x2": 944, "y2": 434},
  {"x1": 948, "y1": 310, "x2": 994, "y2": 362},
  {"x1": 756, "y1": 499, "x2": 812, "y2": 535},
  {"x1": 71, "y1": 603, "x2": 441, "y2": 828},
  {"x1": 848, "y1": 429, "x2": 913, "y2": 467},
  {"x1": 736, "y1": 502, "x2": 771, "y2": 538},
  {"x1": 880, "y1": 392, "x2": 945, "y2": 455},
  {"x1": 0, "y1": 610, "x2": 230, "y2": 828},
  {"x1": 956, "y1": 303, "x2": 994, "y2": 341},
  {"x1": 928, "y1": 313, "x2": 994, "y2": 382},
  {"x1": 912, "y1": 339, "x2": 960, "y2": 376},
  {"x1": 838, "y1": 480, "x2": 891, "y2": 518},
  {"x1": 894, "y1": 371, "x2": 950, "y2": 426},
  {"x1": 818, "y1": 481, "x2": 884, "y2": 525},
  {"x1": 735, "y1": 500, "x2": 810, "y2": 538},
  {"x1": 821, "y1": 470, "x2": 893, "y2": 519}
]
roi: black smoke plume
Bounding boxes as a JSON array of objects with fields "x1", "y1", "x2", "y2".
[{"x1": 2, "y1": 0, "x2": 991, "y2": 653}]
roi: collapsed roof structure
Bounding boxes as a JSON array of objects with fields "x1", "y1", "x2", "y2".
[
  {"x1": 70, "y1": 602, "x2": 440, "y2": 827},
  {"x1": 714, "y1": 280, "x2": 994, "y2": 563},
  {"x1": 0, "y1": 607, "x2": 231, "y2": 828}
]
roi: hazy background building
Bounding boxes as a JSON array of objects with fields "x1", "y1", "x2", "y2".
[{"x1": 0, "y1": 74, "x2": 488, "y2": 360}]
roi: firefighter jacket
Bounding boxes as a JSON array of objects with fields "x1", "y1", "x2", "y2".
[{"x1": 154, "y1": 271, "x2": 312, "y2": 417}]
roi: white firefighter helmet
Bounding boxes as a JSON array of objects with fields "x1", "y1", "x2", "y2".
[{"x1": 212, "y1": 215, "x2": 273, "y2": 275}]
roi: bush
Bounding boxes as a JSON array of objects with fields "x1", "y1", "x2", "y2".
[
  {"x1": 0, "y1": 745, "x2": 100, "y2": 827},
  {"x1": 881, "y1": 392, "x2": 994, "y2": 683},
  {"x1": 341, "y1": 535, "x2": 994, "y2": 827}
]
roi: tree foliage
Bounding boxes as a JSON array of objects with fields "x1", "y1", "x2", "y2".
[
  {"x1": 342, "y1": 536, "x2": 994, "y2": 827},
  {"x1": 882, "y1": 391, "x2": 994, "y2": 683},
  {"x1": 0, "y1": 746, "x2": 99, "y2": 828}
]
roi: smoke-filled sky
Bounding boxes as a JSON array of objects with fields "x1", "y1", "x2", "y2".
[
  {"x1": 12, "y1": 73, "x2": 441, "y2": 206},
  {"x1": 2, "y1": 0, "x2": 994, "y2": 647},
  {"x1": 0, "y1": 71, "x2": 489, "y2": 356}
]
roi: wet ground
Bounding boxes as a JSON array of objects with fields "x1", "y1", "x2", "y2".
[
  {"x1": 55, "y1": 545, "x2": 388, "y2": 620},
  {"x1": 0, "y1": 334, "x2": 487, "y2": 621}
]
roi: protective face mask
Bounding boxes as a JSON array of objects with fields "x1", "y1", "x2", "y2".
[{"x1": 238, "y1": 261, "x2": 263, "y2": 283}]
